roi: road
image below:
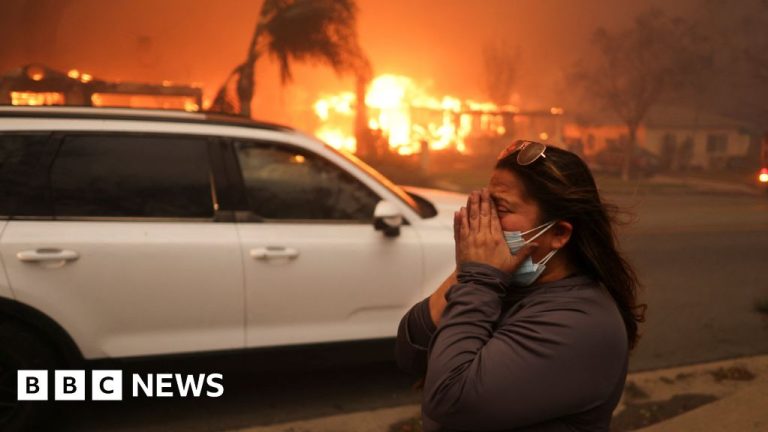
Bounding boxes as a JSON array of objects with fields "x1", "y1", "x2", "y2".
[
  {"x1": 57, "y1": 191, "x2": 768, "y2": 431},
  {"x1": 614, "y1": 192, "x2": 768, "y2": 371}
]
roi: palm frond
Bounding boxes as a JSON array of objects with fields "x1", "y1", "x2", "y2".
[
  {"x1": 210, "y1": 0, "x2": 369, "y2": 117},
  {"x1": 263, "y1": 0, "x2": 366, "y2": 83}
]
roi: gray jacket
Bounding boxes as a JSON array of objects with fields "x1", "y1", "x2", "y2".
[{"x1": 395, "y1": 262, "x2": 628, "y2": 431}]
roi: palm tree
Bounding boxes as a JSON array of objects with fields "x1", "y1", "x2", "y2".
[{"x1": 210, "y1": 0, "x2": 370, "y2": 118}]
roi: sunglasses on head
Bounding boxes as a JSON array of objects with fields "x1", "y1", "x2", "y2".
[{"x1": 497, "y1": 140, "x2": 547, "y2": 165}]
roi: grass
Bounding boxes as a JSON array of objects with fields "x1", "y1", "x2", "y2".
[
  {"x1": 374, "y1": 161, "x2": 698, "y2": 196},
  {"x1": 656, "y1": 169, "x2": 761, "y2": 186},
  {"x1": 592, "y1": 174, "x2": 684, "y2": 196},
  {"x1": 366, "y1": 152, "x2": 757, "y2": 197},
  {"x1": 709, "y1": 366, "x2": 756, "y2": 382}
]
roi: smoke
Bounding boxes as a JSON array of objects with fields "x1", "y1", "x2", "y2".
[{"x1": 0, "y1": 0, "x2": 698, "y2": 126}]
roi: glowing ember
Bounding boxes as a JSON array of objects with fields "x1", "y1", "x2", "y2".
[
  {"x1": 314, "y1": 74, "x2": 516, "y2": 155},
  {"x1": 183, "y1": 101, "x2": 200, "y2": 112},
  {"x1": 26, "y1": 65, "x2": 45, "y2": 81}
]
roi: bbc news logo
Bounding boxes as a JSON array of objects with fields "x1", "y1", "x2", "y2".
[{"x1": 17, "y1": 370, "x2": 224, "y2": 401}]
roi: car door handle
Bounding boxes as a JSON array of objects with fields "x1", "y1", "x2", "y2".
[
  {"x1": 250, "y1": 247, "x2": 300, "y2": 260},
  {"x1": 17, "y1": 248, "x2": 80, "y2": 263}
]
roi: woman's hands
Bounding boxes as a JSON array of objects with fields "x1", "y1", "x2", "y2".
[{"x1": 454, "y1": 188, "x2": 537, "y2": 274}]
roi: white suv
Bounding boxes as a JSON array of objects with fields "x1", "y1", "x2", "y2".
[{"x1": 0, "y1": 106, "x2": 463, "y2": 427}]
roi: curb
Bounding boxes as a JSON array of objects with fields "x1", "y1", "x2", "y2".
[
  {"x1": 230, "y1": 354, "x2": 768, "y2": 432},
  {"x1": 230, "y1": 404, "x2": 420, "y2": 432}
]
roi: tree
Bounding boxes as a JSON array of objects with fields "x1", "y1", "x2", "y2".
[
  {"x1": 683, "y1": 0, "x2": 768, "y2": 130},
  {"x1": 569, "y1": 9, "x2": 711, "y2": 180},
  {"x1": 210, "y1": 0, "x2": 370, "y2": 118},
  {"x1": 736, "y1": 0, "x2": 768, "y2": 133}
]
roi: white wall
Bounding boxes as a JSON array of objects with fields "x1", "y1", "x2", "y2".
[{"x1": 645, "y1": 128, "x2": 751, "y2": 169}]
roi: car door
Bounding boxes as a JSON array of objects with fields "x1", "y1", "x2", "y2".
[
  {"x1": 0, "y1": 131, "x2": 244, "y2": 359},
  {"x1": 230, "y1": 139, "x2": 424, "y2": 348}
]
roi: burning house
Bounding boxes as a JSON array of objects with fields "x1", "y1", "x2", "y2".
[
  {"x1": 0, "y1": 64, "x2": 203, "y2": 111},
  {"x1": 312, "y1": 73, "x2": 565, "y2": 160}
]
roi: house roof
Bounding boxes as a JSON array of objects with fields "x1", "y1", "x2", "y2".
[
  {"x1": 643, "y1": 106, "x2": 749, "y2": 130},
  {"x1": 570, "y1": 106, "x2": 751, "y2": 131}
]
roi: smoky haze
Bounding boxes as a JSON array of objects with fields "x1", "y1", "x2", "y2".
[{"x1": 0, "y1": 0, "x2": 720, "y2": 126}]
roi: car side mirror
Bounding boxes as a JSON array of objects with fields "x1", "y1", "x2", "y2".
[{"x1": 373, "y1": 200, "x2": 403, "y2": 238}]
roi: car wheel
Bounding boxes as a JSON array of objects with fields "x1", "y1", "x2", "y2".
[{"x1": 0, "y1": 321, "x2": 60, "y2": 432}]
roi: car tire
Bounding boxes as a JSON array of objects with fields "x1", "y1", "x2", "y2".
[{"x1": 0, "y1": 320, "x2": 60, "y2": 432}]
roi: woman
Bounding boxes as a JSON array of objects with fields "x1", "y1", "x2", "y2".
[{"x1": 395, "y1": 140, "x2": 645, "y2": 432}]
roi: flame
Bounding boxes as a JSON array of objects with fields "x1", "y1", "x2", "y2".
[
  {"x1": 66, "y1": 68, "x2": 94, "y2": 83},
  {"x1": 91, "y1": 93, "x2": 199, "y2": 111},
  {"x1": 365, "y1": 75, "x2": 413, "y2": 149},
  {"x1": 11, "y1": 91, "x2": 65, "y2": 106},
  {"x1": 183, "y1": 101, "x2": 200, "y2": 112},
  {"x1": 314, "y1": 74, "x2": 515, "y2": 155},
  {"x1": 313, "y1": 92, "x2": 357, "y2": 152},
  {"x1": 550, "y1": 107, "x2": 565, "y2": 115},
  {"x1": 26, "y1": 65, "x2": 45, "y2": 81},
  {"x1": 316, "y1": 129, "x2": 357, "y2": 153}
]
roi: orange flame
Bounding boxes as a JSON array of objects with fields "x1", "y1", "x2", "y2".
[
  {"x1": 11, "y1": 91, "x2": 65, "y2": 106},
  {"x1": 314, "y1": 74, "x2": 514, "y2": 155}
]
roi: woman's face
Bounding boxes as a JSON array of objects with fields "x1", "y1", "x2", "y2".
[
  {"x1": 487, "y1": 168, "x2": 574, "y2": 277},
  {"x1": 488, "y1": 168, "x2": 543, "y2": 234}
]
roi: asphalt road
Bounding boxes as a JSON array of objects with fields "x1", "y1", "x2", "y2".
[
  {"x1": 614, "y1": 192, "x2": 768, "y2": 371},
  {"x1": 56, "y1": 191, "x2": 768, "y2": 431}
]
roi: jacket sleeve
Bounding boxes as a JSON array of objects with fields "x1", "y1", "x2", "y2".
[
  {"x1": 395, "y1": 295, "x2": 437, "y2": 376},
  {"x1": 422, "y1": 262, "x2": 626, "y2": 430}
]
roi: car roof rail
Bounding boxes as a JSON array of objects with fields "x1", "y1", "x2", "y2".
[{"x1": 0, "y1": 106, "x2": 295, "y2": 133}]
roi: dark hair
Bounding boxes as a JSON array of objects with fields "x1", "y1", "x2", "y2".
[{"x1": 495, "y1": 146, "x2": 646, "y2": 350}]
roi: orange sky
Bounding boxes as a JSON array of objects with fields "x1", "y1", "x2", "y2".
[{"x1": 0, "y1": 0, "x2": 695, "y2": 126}]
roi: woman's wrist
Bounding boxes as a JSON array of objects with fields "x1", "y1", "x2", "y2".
[
  {"x1": 429, "y1": 291, "x2": 447, "y2": 326},
  {"x1": 457, "y1": 261, "x2": 513, "y2": 284}
]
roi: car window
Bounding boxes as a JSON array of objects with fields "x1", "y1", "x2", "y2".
[
  {"x1": 320, "y1": 143, "x2": 429, "y2": 217},
  {"x1": 0, "y1": 133, "x2": 56, "y2": 217},
  {"x1": 234, "y1": 141, "x2": 380, "y2": 222},
  {"x1": 51, "y1": 134, "x2": 214, "y2": 218}
]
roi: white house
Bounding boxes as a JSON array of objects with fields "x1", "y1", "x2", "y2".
[{"x1": 564, "y1": 107, "x2": 754, "y2": 171}]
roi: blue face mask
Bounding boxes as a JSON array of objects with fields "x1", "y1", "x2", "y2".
[{"x1": 503, "y1": 221, "x2": 559, "y2": 286}]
